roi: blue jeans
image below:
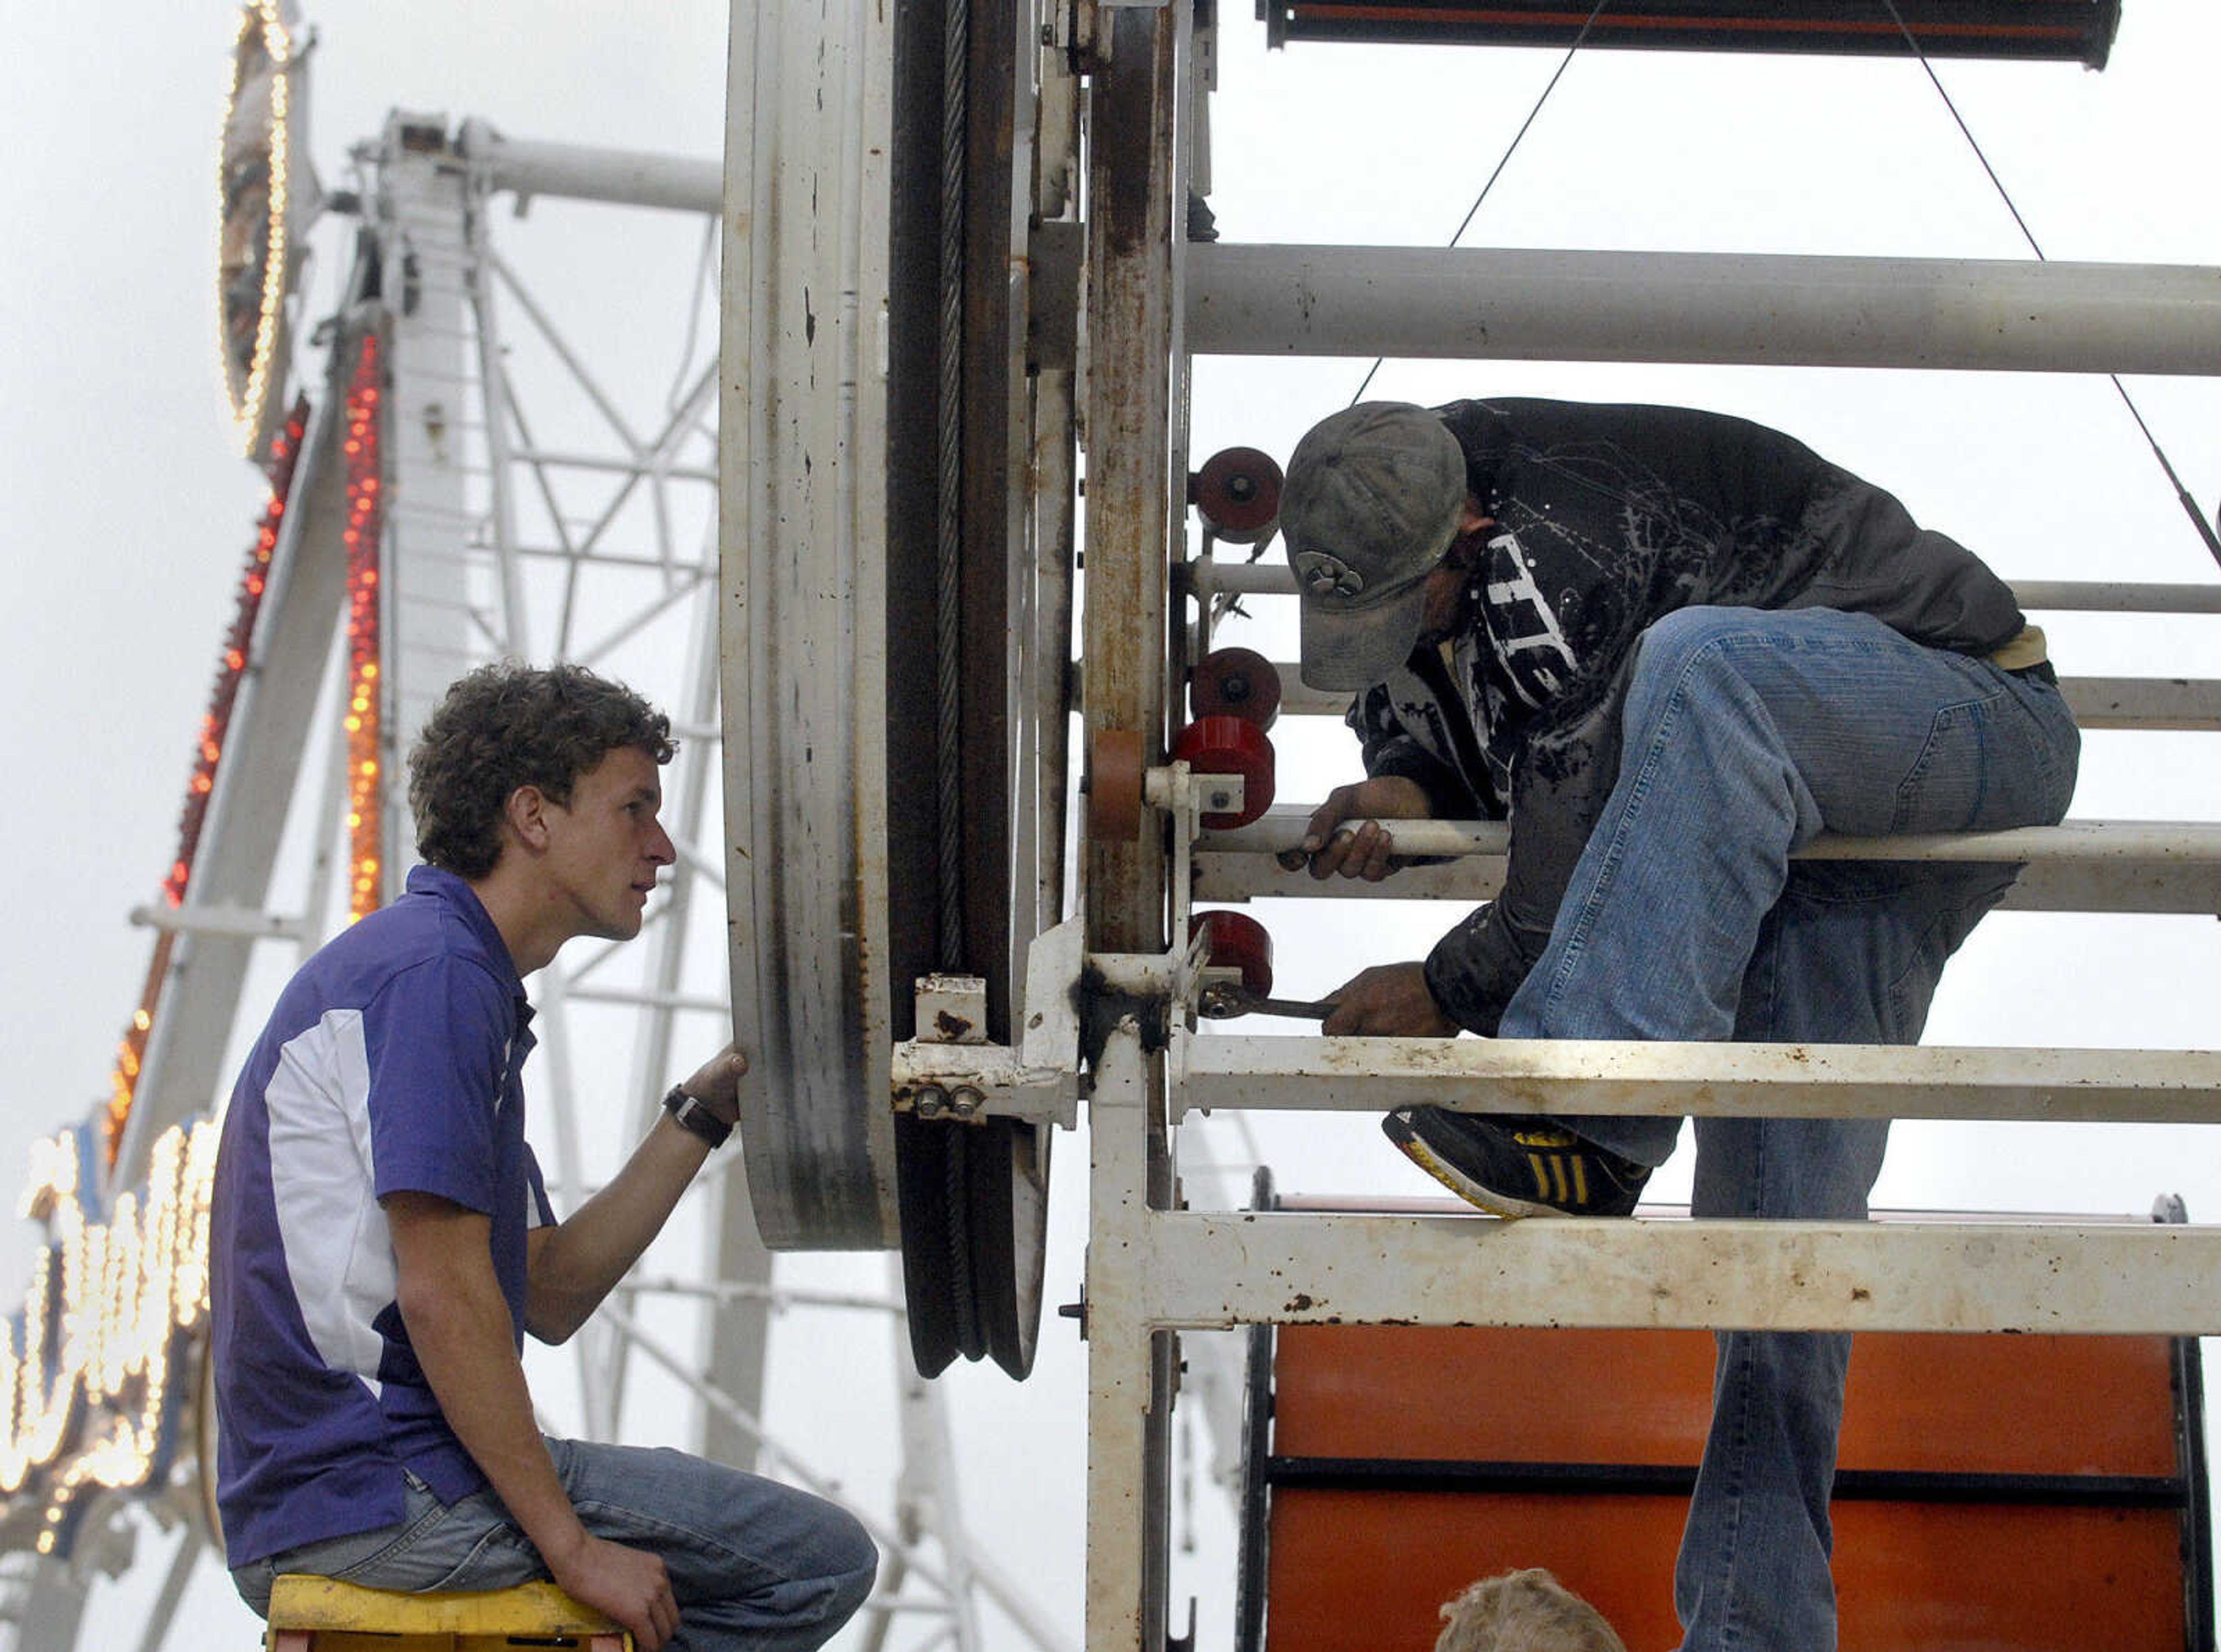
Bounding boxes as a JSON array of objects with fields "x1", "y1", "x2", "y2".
[
  {"x1": 1495, "y1": 606, "x2": 2079, "y2": 1652},
  {"x1": 229, "y1": 1438, "x2": 878, "y2": 1652}
]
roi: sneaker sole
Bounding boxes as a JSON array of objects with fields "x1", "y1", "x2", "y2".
[{"x1": 1382, "y1": 1115, "x2": 1565, "y2": 1220}]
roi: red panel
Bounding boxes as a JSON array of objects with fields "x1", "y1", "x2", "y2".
[
  {"x1": 1266, "y1": 1491, "x2": 2184, "y2": 1651},
  {"x1": 1839, "y1": 1332, "x2": 2178, "y2": 1477},
  {"x1": 1266, "y1": 1326, "x2": 2190, "y2": 1649},
  {"x1": 1267, "y1": 1491, "x2": 1685, "y2": 1652},
  {"x1": 1273, "y1": 1325, "x2": 2181, "y2": 1476},
  {"x1": 1274, "y1": 1325, "x2": 1715, "y2": 1463}
]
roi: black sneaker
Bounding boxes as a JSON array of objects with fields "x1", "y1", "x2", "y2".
[{"x1": 1382, "y1": 1107, "x2": 1650, "y2": 1218}]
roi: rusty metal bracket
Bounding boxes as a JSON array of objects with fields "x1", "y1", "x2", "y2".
[{"x1": 892, "y1": 917, "x2": 1084, "y2": 1126}]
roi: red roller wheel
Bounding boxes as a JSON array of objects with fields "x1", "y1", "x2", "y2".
[
  {"x1": 1190, "y1": 647, "x2": 1282, "y2": 731},
  {"x1": 1087, "y1": 727, "x2": 1146, "y2": 844},
  {"x1": 1190, "y1": 446, "x2": 1284, "y2": 543},
  {"x1": 1171, "y1": 715, "x2": 1275, "y2": 829},
  {"x1": 1191, "y1": 909, "x2": 1274, "y2": 998}
]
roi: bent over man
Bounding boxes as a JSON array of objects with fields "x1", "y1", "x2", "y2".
[
  {"x1": 1283, "y1": 399, "x2": 2079, "y2": 1652},
  {"x1": 212, "y1": 662, "x2": 876, "y2": 1652}
]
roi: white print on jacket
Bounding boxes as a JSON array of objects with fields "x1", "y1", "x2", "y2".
[{"x1": 1481, "y1": 528, "x2": 1577, "y2": 710}]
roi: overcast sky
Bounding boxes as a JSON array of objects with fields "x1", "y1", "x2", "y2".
[{"x1": 3, "y1": 2, "x2": 2220, "y2": 1647}]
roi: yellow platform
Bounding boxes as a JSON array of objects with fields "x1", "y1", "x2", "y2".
[{"x1": 264, "y1": 1574, "x2": 630, "y2": 1651}]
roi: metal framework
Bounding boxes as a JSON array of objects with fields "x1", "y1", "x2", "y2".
[
  {"x1": 1047, "y1": 8, "x2": 2221, "y2": 1647},
  {"x1": 711, "y1": 0, "x2": 2221, "y2": 1643}
]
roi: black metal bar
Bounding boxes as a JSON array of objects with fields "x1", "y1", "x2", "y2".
[
  {"x1": 2178, "y1": 1332, "x2": 2216, "y2": 1651},
  {"x1": 1264, "y1": 0, "x2": 2120, "y2": 67},
  {"x1": 1266, "y1": 1455, "x2": 2192, "y2": 1509},
  {"x1": 1235, "y1": 1169, "x2": 1279, "y2": 1652}
]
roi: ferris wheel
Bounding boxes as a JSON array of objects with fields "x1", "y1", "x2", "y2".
[{"x1": 0, "y1": 4, "x2": 1079, "y2": 1647}]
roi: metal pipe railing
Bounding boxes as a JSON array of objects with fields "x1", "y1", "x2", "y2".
[{"x1": 1186, "y1": 242, "x2": 2221, "y2": 375}]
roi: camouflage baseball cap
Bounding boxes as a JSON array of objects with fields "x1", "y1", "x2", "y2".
[{"x1": 1279, "y1": 402, "x2": 1469, "y2": 691}]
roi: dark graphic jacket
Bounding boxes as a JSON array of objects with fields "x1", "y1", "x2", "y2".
[{"x1": 1349, "y1": 399, "x2": 2030, "y2": 1034}]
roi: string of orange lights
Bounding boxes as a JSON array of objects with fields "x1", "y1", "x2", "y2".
[
  {"x1": 101, "y1": 399, "x2": 310, "y2": 1168},
  {"x1": 343, "y1": 331, "x2": 386, "y2": 925}
]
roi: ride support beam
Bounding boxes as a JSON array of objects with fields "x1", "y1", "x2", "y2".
[
  {"x1": 1082, "y1": 5, "x2": 1179, "y2": 960},
  {"x1": 1080, "y1": 4, "x2": 1186, "y2": 1644},
  {"x1": 1186, "y1": 565, "x2": 2221, "y2": 614},
  {"x1": 1087, "y1": 1020, "x2": 1173, "y2": 1652},
  {"x1": 1139, "y1": 1212, "x2": 2221, "y2": 1336},
  {"x1": 1185, "y1": 243, "x2": 2221, "y2": 374},
  {"x1": 1238, "y1": 665, "x2": 2221, "y2": 731},
  {"x1": 1168, "y1": 1032, "x2": 2221, "y2": 1126},
  {"x1": 456, "y1": 120, "x2": 721, "y2": 214},
  {"x1": 120, "y1": 375, "x2": 352, "y2": 1181}
]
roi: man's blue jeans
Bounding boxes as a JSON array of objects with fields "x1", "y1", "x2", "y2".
[
  {"x1": 228, "y1": 1437, "x2": 878, "y2": 1652},
  {"x1": 1495, "y1": 606, "x2": 2080, "y2": 1652}
]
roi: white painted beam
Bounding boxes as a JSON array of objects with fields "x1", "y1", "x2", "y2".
[
  {"x1": 1190, "y1": 846, "x2": 2221, "y2": 913},
  {"x1": 1141, "y1": 1210, "x2": 2221, "y2": 1335},
  {"x1": 1201, "y1": 811, "x2": 2221, "y2": 865},
  {"x1": 1263, "y1": 669, "x2": 2221, "y2": 731},
  {"x1": 1168, "y1": 1028, "x2": 2221, "y2": 1125},
  {"x1": 1182, "y1": 563, "x2": 2221, "y2": 614},
  {"x1": 459, "y1": 120, "x2": 721, "y2": 215},
  {"x1": 1185, "y1": 243, "x2": 2221, "y2": 375}
]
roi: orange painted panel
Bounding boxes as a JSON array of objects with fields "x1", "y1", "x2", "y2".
[
  {"x1": 1266, "y1": 1490, "x2": 2185, "y2": 1652},
  {"x1": 1272, "y1": 1325, "x2": 1715, "y2": 1465},
  {"x1": 1267, "y1": 1490, "x2": 1681, "y2": 1652},
  {"x1": 1272, "y1": 1325, "x2": 2181, "y2": 1477},
  {"x1": 1265, "y1": 1325, "x2": 2192, "y2": 1650},
  {"x1": 1833, "y1": 1502, "x2": 2185, "y2": 1650},
  {"x1": 1839, "y1": 1333, "x2": 2179, "y2": 1478}
]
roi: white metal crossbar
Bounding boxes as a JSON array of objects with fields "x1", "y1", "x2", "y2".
[
  {"x1": 1136, "y1": 1205, "x2": 2221, "y2": 1336},
  {"x1": 1191, "y1": 811, "x2": 2221, "y2": 914},
  {"x1": 1180, "y1": 563, "x2": 2221, "y2": 613},
  {"x1": 1168, "y1": 1026, "x2": 2221, "y2": 1125},
  {"x1": 1251, "y1": 667, "x2": 2221, "y2": 731}
]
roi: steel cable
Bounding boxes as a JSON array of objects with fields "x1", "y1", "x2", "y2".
[
  {"x1": 936, "y1": 0, "x2": 972, "y2": 971},
  {"x1": 1875, "y1": 0, "x2": 2221, "y2": 571},
  {"x1": 1349, "y1": 0, "x2": 1610, "y2": 407},
  {"x1": 936, "y1": 0, "x2": 981, "y2": 1361}
]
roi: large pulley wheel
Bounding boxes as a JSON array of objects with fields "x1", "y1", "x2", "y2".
[
  {"x1": 898, "y1": 1113, "x2": 1052, "y2": 1377},
  {"x1": 723, "y1": 0, "x2": 1070, "y2": 1381}
]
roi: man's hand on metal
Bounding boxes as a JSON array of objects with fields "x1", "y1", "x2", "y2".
[
  {"x1": 1322, "y1": 961, "x2": 1462, "y2": 1038},
  {"x1": 680, "y1": 1043, "x2": 748, "y2": 1126},
  {"x1": 1285, "y1": 775, "x2": 1433, "y2": 882}
]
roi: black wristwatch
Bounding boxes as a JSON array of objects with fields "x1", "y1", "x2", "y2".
[{"x1": 662, "y1": 1085, "x2": 733, "y2": 1149}]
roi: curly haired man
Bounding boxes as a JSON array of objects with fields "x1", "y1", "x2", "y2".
[{"x1": 211, "y1": 662, "x2": 876, "y2": 1651}]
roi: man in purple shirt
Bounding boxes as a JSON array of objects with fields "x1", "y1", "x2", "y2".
[{"x1": 212, "y1": 662, "x2": 875, "y2": 1652}]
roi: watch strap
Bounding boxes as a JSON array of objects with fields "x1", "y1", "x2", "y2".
[{"x1": 662, "y1": 1084, "x2": 733, "y2": 1149}]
